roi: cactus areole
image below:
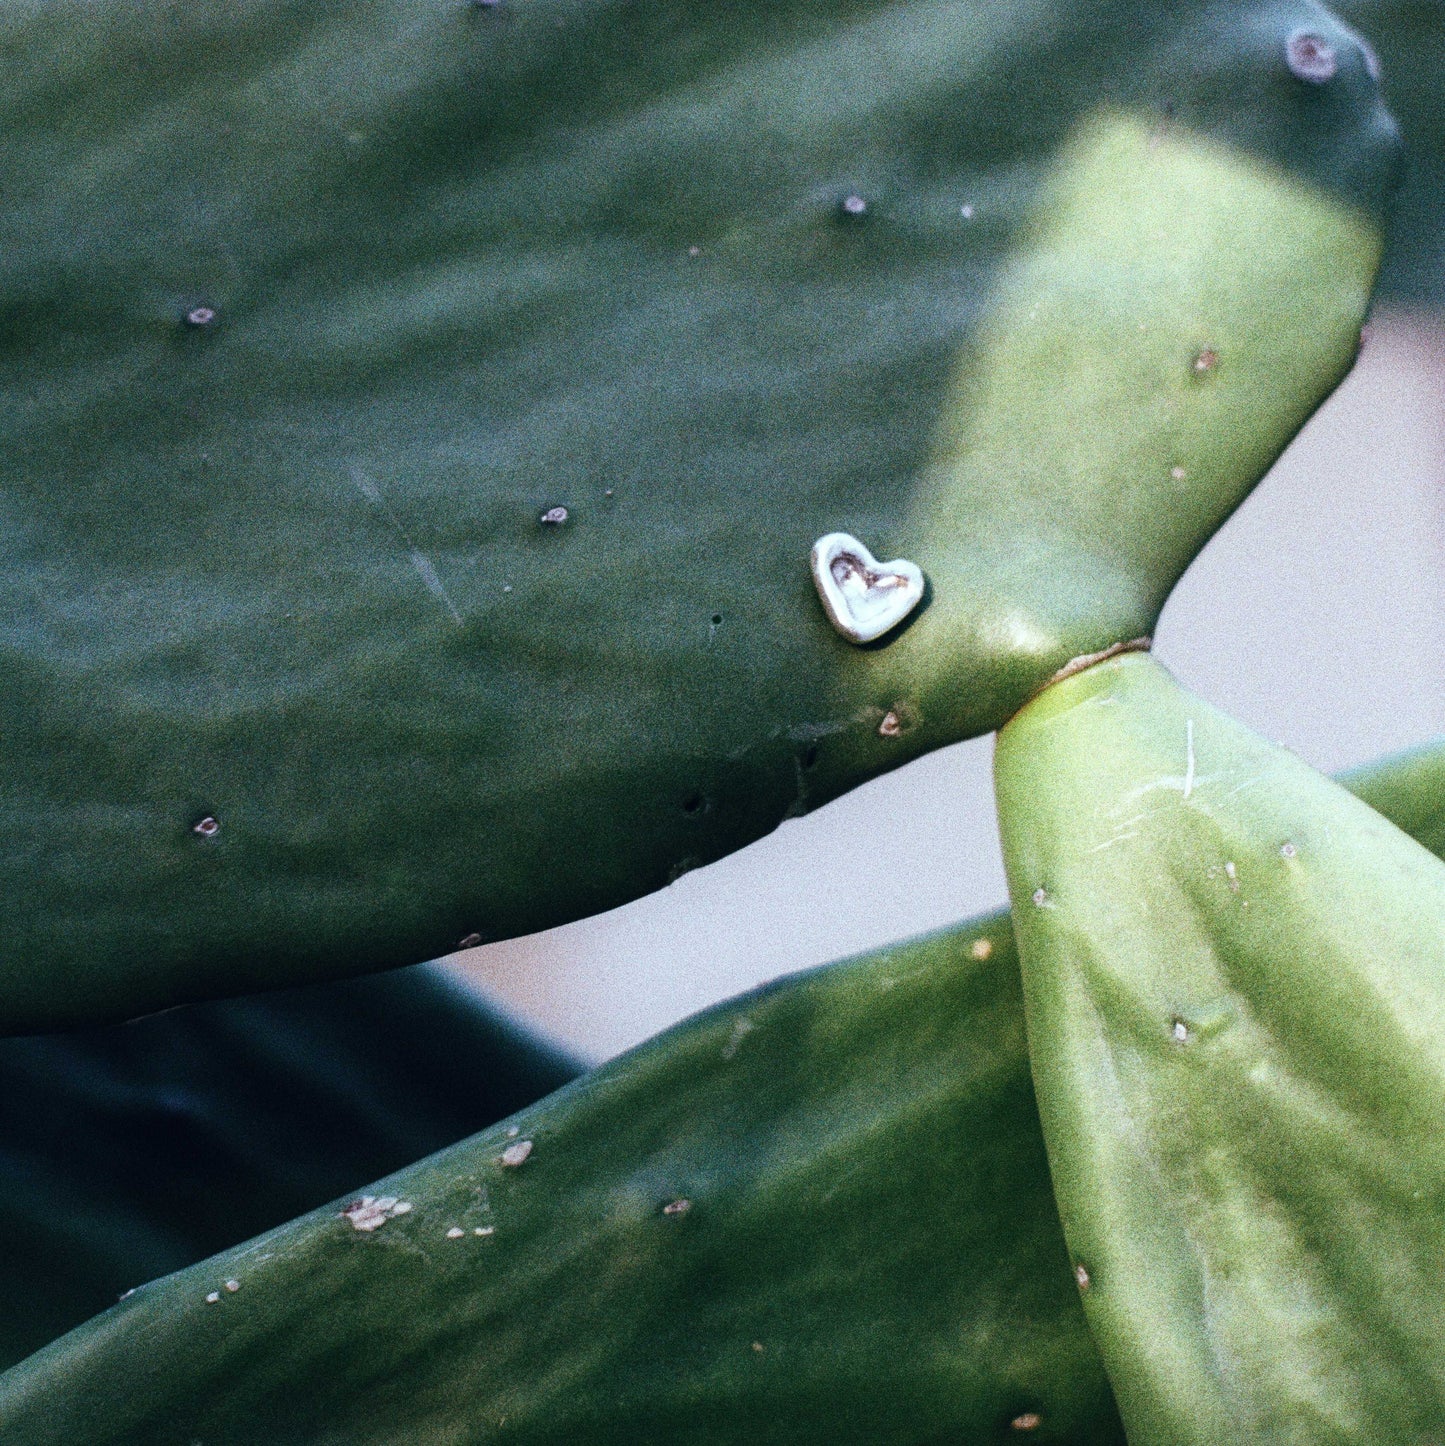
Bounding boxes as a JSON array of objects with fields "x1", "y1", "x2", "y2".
[
  {"x1": 0, "y1": 0, "x2": 1399, "y2": 1027},
  {"x1": 997, "y1": 655, "x2": 1445, "y2": 1442}
]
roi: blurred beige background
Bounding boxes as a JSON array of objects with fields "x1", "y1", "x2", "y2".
[{"x1": 449, "y1": 311, "x2": 1445, "y2": 1063}]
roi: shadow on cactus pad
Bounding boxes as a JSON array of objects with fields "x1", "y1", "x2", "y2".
[
  {"x1": 1334, "y1": 0, "x2": 1445, "y2": 303},
  {"x1": 0, "y1": 965, "x2": 580, "y2": 1371}
]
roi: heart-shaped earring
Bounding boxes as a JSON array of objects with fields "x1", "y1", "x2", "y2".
[{"x1": 810, "y1": 533, "x2": 925, "y2": 644}]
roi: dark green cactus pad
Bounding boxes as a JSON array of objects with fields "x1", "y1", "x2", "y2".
[
  {"x1": 0, "y1": 963, "x2": 579, "y2": 1371},
  {"x1": 0, "y1": 911, "x2": 1130, "y2": 1444},
  {"x1": 1335, "y1": 1, "x2": 1445, "y2": 303},
  {"x1": 997, "y1": 654, "x2": 1445, "y2": 1443},
  {"x1": 1337, "y1": 735, "x2": 1445, "y2": 859},
  {"x1": 5, "y1": 732, "x2": 1445, "y2": 1436},
  {"x1": 0, "y1": 0, "x2": 1399, "y2": 1029}
]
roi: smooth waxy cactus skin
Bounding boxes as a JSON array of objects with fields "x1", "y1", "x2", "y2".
[
  {"x1": 0, "y1": 912, "x2": 1129, "y2": 1445},
  {"x1": 0, "y1": 0, "x2": 1398, "y2": 1030},
  {"x1": 7, "y1": 731, "x2": 1445, "y2": 1431},
  {"x1": 996, "y1": 654, "x2": 1445, "y2": 1443},
  {"x1": 1337, "y1": 736, "x2": 1445, "y2": 860},
  {"x1": 0, "y1": 964, "x2": 580, "y2": 1371},
  {"x1": 1335, "y1": 1, "x2": 1445, "y2": 301},
  {"x1": 907, "y1": 112, "x2": 1386, "y2": 702}
]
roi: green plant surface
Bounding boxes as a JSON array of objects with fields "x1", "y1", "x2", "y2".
[
  {"x1": 1334, "y1": 1, "x2": 1445, "y2": 302},
  {"x1": 0, "y1": 910, "x2": 1128, "y2": 1445},
  {"x1": 996, "y1": 652, "x2": 1445, "y2": 1443},
  {"x1": 8, "y1": 730, "x2": 1445, "y2": 1442},
  {"x1": 1338, "y1": 734, "x2": 1445, "y2": 859},
  {"x1": 0, "y1": 964, "x2": 580, "y2": 1371},
  {"x1": 0, "y1": 0, "x2": 1399, "y2": 1032}
]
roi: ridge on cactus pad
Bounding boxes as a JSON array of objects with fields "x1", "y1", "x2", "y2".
[
  {"x1": 996, "y1": 654, "x2": 1445, "y2": 1443},
  {"x1": 0, "y1": 0, "x2": 1399, "y2": 1029}
]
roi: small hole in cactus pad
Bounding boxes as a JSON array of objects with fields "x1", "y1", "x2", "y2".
[
  {"x1": 681, "y1": 793, "x2": 706, "y2": 816},
  {"x1": 191, "y1": 816, "x2": 219, "y2": 838},
  {"x1": 877, "y1": 704, "x2": 921, "y2": 738},
  {"x1": 1286, "y1": 30, "x2": 1338, "y2": 83},
  {"x1": 800, "y1": 742, "x2": 819, "y2": 770}
]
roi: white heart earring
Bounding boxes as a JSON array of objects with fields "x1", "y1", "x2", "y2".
[{"x1": 810, "y1": 533, "x2": 925, "y2": 644}]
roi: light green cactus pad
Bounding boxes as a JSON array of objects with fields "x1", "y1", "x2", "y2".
[
  {"x1": 0, "y1": 0, "x2": 1399, "y2": 1028},
  {"x1": 997, "y1": 653, "x2": 1445, "y2": 1443}
]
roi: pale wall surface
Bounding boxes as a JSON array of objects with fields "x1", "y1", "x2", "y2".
[{"x1": 451, "y1": 312, "x2": 1445, "y2": 1062}]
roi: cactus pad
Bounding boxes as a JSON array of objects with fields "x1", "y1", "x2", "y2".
[
  {"x1": 997, "y1": 654, "x2": 1445, "y2": 1442},
  {"x1": 0, "y1": 0, "x2": 1399, "y2": 1027}
]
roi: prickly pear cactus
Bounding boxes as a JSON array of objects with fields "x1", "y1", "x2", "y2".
[
  {"x1": 9, "y1": 732, "x2": 1445, "y2": 1439},
  {"x1": 1335, "y1": 0, "x2": 1445, "y2": 301},
  {"x1": 1337, "y1": 736, "x2": 1445, "y2": 860},
  {"x1": 996, "y1": 654, "x2": 1445, "y2": 1443},
  {"x1": 0, "y1": 912, "x2": 1127, "y2": 1444},
  {"x1": 0, "y1": 964, "x2": 580, "y2": 1370},
  {"x1": 0, "y1": 0, "x2": 1399, "y2": 1029}
]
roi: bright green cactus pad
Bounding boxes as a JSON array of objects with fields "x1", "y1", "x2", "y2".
[
  {"x1": 0, "y1": 0, "x2": 1399, "y2": 1029},
  {"x1": 996, "y1": 654, "x2": 1445, "y2": 1443}
]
